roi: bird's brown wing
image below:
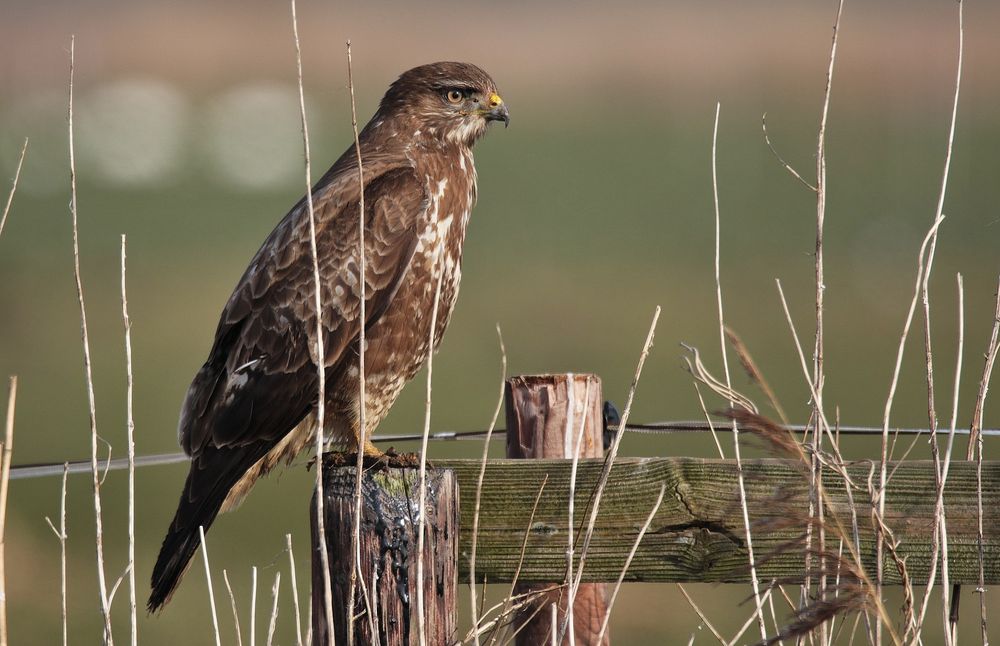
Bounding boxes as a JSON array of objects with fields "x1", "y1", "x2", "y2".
[
  {"x1": 182, "y1": 164, "x2": 427, "y2": 453},
  {"x1": 149, "y1": 165, "x2": 429, "y2": 612}
]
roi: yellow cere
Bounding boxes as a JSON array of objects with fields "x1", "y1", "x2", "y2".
[{"x1": 489, "y1": 93, "x2": 503, "y2": 107}]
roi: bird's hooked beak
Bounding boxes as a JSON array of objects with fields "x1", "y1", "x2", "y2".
[{"x1": 483, "y1": 92, "x2": 510, "y2": 128}]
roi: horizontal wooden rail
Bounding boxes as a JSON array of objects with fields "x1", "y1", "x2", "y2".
[{"x1": 437, "y1": 457, "x2": 999, "y2": 585}]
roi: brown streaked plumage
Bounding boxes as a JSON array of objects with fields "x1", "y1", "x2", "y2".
[{"x1": 149, "y1": 62, "x2": 508, "y2": 612}]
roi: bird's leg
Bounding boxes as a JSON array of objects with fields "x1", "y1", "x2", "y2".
[
  {"x1": 360, "y1": 440, "x2": 424, "y2": 469},
  {"x1": 361, "y1": 439, "x2": 384, "y2": 457}
]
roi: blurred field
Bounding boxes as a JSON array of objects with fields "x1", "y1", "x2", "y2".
[{"x1": 2, "y1": 1, "x2": 1000, "y2": 643}]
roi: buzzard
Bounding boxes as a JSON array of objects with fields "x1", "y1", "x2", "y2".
[{"x1": 149, "y1": 62, "x2": 508, "y2": 611}]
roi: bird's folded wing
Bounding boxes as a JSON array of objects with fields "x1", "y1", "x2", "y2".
[{"x1": 180, "y1": 167, "x2": 428, "y2": 456}]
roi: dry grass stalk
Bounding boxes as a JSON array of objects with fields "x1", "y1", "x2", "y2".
[
  {"x1": 415, "y1": 270, "x2": 445, "y2": 646},
  {"x1": 940, "y1": 276, "x2": 964, "y2": 642},
  {"x1": 505, "y1": 591, "x2": 564, "y2": 646},
  {"x1": 463, "y1": 584, "x2": 563, "y2": 645},
  {"x1": 43, "y1": 463, "x2": 69, "y2": 646},
  {"x1": 563, "y1": 377, "x2": 593, "y2": 645},
  {"x1": 683, "y1": 345, "x2": 758, "y2": 414},
  {"x1": 808, "y1": 5, "x2": 845, "y2": 640},
  {"x1": 0, "y1": 377, "x2": 15, "y2": 646},
  {"x1": 343, "y1": 38, "x2": 379, "y2": 646},
  {"x1": 289, "y1": 2, "x2": 336, "y2": 639},
  {"x1": 0, "y1": 138, "x2": 27, "y2": 241},
  {"x1": 720, "y1": 406, "x2": 903, "y2": 644},
  {"x1": 199, "y1": 526, "x2": 222, "y2": 646},
  {"x1": 560, "y1": 306, "x2": 659, "y2": 643},
  {"x1": 913, "y1": 275, "x2": 965, "y2": 643},
  {"x1": 251, "y1": 566, "x2": 258, "y2": 646},
  {"x1": 871, "y1": 212, "x2": 944, "y2": 637},
  {"x1": 469, "y1": 325, "x2": 507, "y2": 646},
  {"x1": 691, "y1": 151, "x2": 768, "y2": 629},
  {"x1": 595, "y1": 483, "x2": 666, "y2": 643},
  {"x1": 757, "y1": 588, "x2": 868, "y2": 646},
  {"x1": 67, "y1": 36, "x2": 115, "y2": 645},
  {"x1": 960, "y1": 273, "x2": 1000, "y2": 643},
  {"x1": 725, "y1": 586, "x2": 774, "y2": 646},
  {"x1": 120, "y1": 235, "x2": 138, "y2": 646},
  {"x1": 676, "y1": 584, "x2": 726, "y2": 645},
  {"x1": 285, "y1": 534, "x2": 304, "y2": 646},
  {"x1": 266, "y1": 572, "x2": 281, "y2": 646},
  {"x1": 222, "y1": 570, "x2": 244, "y2": 646},
  {"x1": 693, "y1": 381, "x2": 727, "y2": 458},
  {"x1": 772, "y1": 280, "x2": 869, "y2": 593},
  {"x1": 882, "y1": 8, "x2": 965, "y2": 643},
  {"x1": 760, "y1": 114, "x2": 815, "y2": 192},
  {"x1": 724, "y1": 327, "x2": 789, "y2": 425},
  {"x1": 484, "y1": 475, "x2": 548, "y2": 646}
]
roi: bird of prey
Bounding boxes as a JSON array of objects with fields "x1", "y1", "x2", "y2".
[{"x1": 149, "y1": 62, "x2": 508, "y2": 611}]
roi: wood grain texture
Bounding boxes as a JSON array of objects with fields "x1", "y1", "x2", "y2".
[
  {"x1": 444, "y1": 457, "x2": 1000, "y2": 585},
  {"x1": 311, "y1": 466, "x2": 459, "y2": 645}
]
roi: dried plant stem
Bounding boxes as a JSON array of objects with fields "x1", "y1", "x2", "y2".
[
  {"x1": 250, "y1": 566, "x2": 258, "y2": 646},
  {"x1": 120, "y1": 235, "x2": 138, "y2": 646},
  {"x1": 289, "y1": 3, "x2": 335, "y2": 641},
  {"x1": 676, "y1": 585, "x2": 726, "y2": 645},
  {"x1": 962, "y1": 274, "x2": 1000, "y2": 644},
  {"x1": 0, "y1": 377, "x2": 15, "y2": 646},
  {"x1": 563, "y1": 377, "x2": 593, "y2": 646},
  {"x1": 596, "y1": 483, "x2": 665, "y2": 643},
  {"x1": 199, "y1": 526, "x2": 222, "y2": 646},
  {"x1": 774, "y1": 280, "x2": 894, "y2": 642},
  {"x1": 810, "y1": 5, "x2": 843, "y2": 640},
  {"x1": 484, "y1": 476, "x2": 549, "y2": 646},
  {"x1": 726, "y1": 586, "x2": 774, "y2": 646},
  {"x1": 924, "y1": 3, "x2": 967, "y2": 642},
  {"x1": 561, "y1": 306, "x2": 659, "y2": 643},
  {"x1": 267, "y1": 572, "x2": 281, "y2": 646},
  {"x1": 223, "y1": 570, "x2": 244, "y2": 646},
  {"x1": 67, "y1": 37, "x2": 114, "y2": 645},
  {"x1": 940, "y1": 276, "x2": 964, "y2": 644},
  {"x1": 0, "y1": 138, "x2": 27, "y2": 241},
  {"x1": 693, "y1": 381, "x2": 726, "y2": 459},
  {"x1": 724, "y1": 327, "x2": 789, "y2": 425},
  {"x1": 711, "y1": 102, "x2": 766, "y2": 642},
  {"x1": 286, "y1": 534, "x2": 304, "y2": 646},
  {"x1": 469, "y1": 585, "x2": 560, "y2": 645},
  {"x1": 761, "y1": 114, "x2": 815, "y2": 191},
  {"x1": 469, "y1": 325, "x2": 506, "y2": 646},
  {"x1": 344, "y1": 38, "x2": 378, "y2": 646},
  {"x1": 44, "y1": 464, "x2": 69, "y2": 646},
  {"x1": 876, "y1": 213, "x2": 945, "y2": 639},
  {"x1": 415, "y1": 270, "x2": 445, "y2": 646}
]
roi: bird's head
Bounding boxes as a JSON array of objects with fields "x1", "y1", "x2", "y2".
[{"x1": 377, "y1": 62, "x2": 509, "y2": 147}]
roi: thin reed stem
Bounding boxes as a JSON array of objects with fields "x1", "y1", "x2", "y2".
[
  {"x1": 67, "y1": 37, "x2": 114, "y2": 645},
  {"x1": 0, "y1": 139, "x2": 27, "y2": 241},
  {"x1": 289, "y1": 3, "x2": 335, "y2": 640},
  {"x1": 120, "y1": 235, "x2": 138, "y2": 646},
  {"x1": 199, "y1": 526, "x2": 222, "y2": 646},
  {"x1": 0, "y1": 377, "x2": 16, "y2": 646},
  {"x1": 469, "y1": 326, "x2": 506, "y2": 646},
  {"x1": 711, "y1": 101, "x2": 766, "y2": 641},
  {"x1": 416, "y1": 271, "x2": 445, "y2": 646}
]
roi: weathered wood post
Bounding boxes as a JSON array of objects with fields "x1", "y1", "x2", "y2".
[
  {"x1": 505, "y1": 373, "x2": 610, "y2": 646},
  {"x1": 311, "y1": 461, "x2": 459, "y2": 645}
]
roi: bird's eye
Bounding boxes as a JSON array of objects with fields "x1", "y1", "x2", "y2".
[{"x1": 446, "y1": 90, "x2": 464, "y2": 104}]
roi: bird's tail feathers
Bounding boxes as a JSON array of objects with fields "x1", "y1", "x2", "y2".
[{"x1": 147, "y1": 445, "x2": 268, "y2": 612}]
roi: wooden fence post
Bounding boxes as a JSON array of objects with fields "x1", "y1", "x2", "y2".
[
  {"x1": 311, "y1": 462, "x2": 459, "y2": 645},
  {"x1": 505, "y1": 373, "x2": 610, "y2": 646}
]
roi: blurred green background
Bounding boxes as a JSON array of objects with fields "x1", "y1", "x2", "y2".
[{"x1": 2, "y1": 0, "x2": 999, "y2": 643}]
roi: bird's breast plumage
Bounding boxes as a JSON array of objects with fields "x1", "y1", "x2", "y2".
[{"x1": 325, "y1": 144, "x2": 476, "y2": 434}]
